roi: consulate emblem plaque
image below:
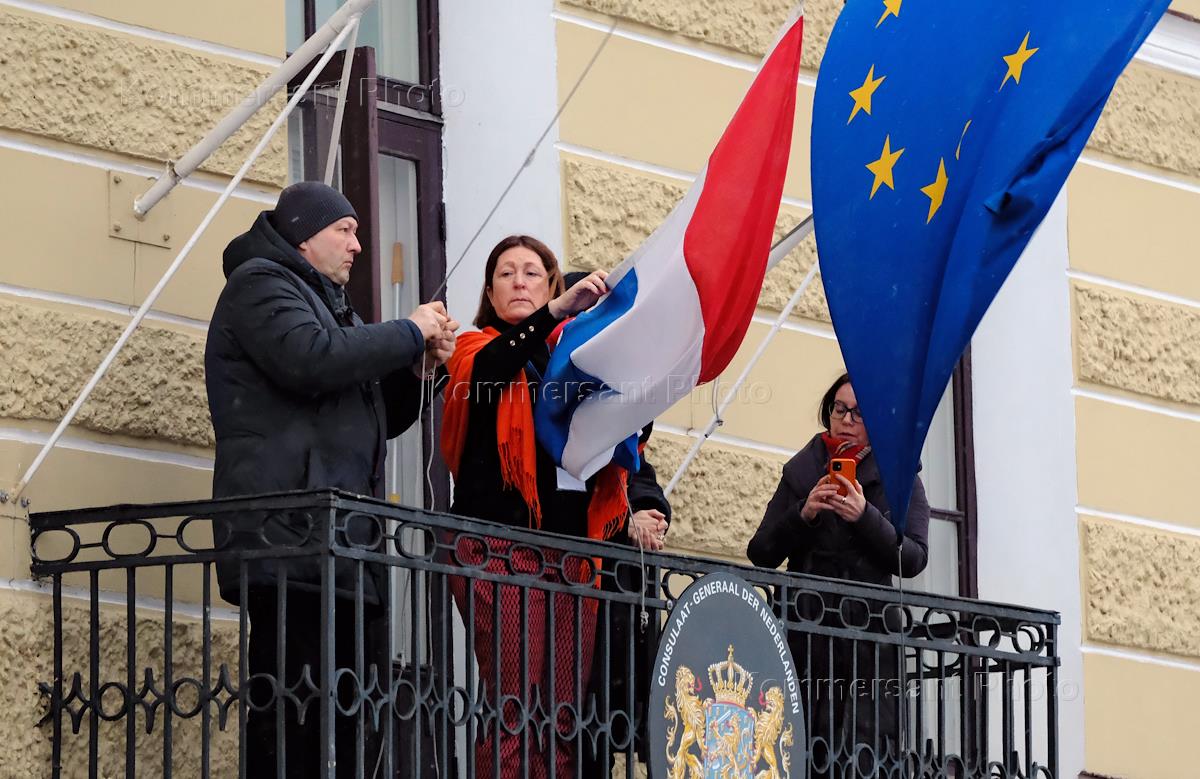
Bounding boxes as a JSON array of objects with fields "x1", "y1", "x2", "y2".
[{"x1": 648, "y1": 572, "x2": 805, "y2": 779}]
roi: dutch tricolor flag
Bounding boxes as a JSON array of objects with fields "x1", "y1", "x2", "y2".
[{"x1": 536, "y1": 13, "x2": 805, "y2": 480}]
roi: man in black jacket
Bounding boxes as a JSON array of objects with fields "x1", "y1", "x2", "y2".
[{"x1": 205, "y1": 181, "x2": 456, "y2": 776}]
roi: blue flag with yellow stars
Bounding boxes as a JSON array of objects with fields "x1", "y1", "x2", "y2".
[{"x1": 811, "y1": 0, "x2": 1168, "y2": 535}]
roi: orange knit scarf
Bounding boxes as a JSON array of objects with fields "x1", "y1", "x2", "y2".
[{"x1": 441, "y1": 327, "x2": 628, "y2": 542}]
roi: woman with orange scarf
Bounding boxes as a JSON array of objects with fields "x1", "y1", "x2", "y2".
[{"x1": 441, "y1": 235, "x2": 625, "y2": 778}]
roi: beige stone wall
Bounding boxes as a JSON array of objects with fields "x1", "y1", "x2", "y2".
[
  {"x1": 559, "y1": 0, "x2": 843, "y2": 71},
  {"x1": 556, "y1": 21, "x2": 813, "y2": 202},
  {"x1": 647, "y1": 433, "x2": 788, "y2": 559},
  {"x1": 1064, "y1": 25, "x2": 1200, "y2": 779},
  {"x1": 1073, "y1": 283, "x2": 1200, "y2": 407},
  {"x1": 0, "y1": 1, "x2": 280, "y2": 769},
  {"x1": 1091, "y1": 63, "x2": 1200, "y2": 180},
  {"x1": 0, "y1": 298, "x2": 211, "y2": 449},
  {"x1": 0, "y1": 6, "x2": 287, "y2": 186},
  {"x1": 1074, "y1": 397, "x2": 1200, "y2": 533},
  {"x1": 1083, "y1": 651, "x2": 1198, "y2": 779},
  {"x1": 0, "y1": 588, "x2": 239, "y2": 779},
  {"x1": 1082, "y1": 517, "x2": 1200, "y2": 658},
  {"x1": 50, "y1": 0, "x2": 285, "y2": 58},
  {"x1": 1067, "y1": 163, "x2": 1200, "y2": 302}
]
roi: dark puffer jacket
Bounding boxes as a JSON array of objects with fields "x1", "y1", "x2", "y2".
[{"x1": 205, "y1": 211, "x2": 429, "y2": 604}]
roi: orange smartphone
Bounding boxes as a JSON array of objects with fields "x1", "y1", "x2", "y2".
[{"x1": 828, "y1": 458, "x2": 857, "y2": 496}]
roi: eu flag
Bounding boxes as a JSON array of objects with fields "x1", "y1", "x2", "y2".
[{"x1": 811, "y1": 0, "x2": 1168, "y2": 534}]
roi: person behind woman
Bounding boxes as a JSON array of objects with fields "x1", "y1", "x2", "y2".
[
  {"x1": 746, "y1": 372, "x2": 929, "y2": 777},
  {"x1": 441, "y1": 236, "x2": 627, "y2": 778}
]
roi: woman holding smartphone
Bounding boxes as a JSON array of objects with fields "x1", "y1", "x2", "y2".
[{"x1": 746, "y1": 372, "x2": 929, "y2": 777}]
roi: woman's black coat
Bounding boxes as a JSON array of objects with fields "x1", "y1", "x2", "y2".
[
  {"x1": 747, "y1": 433, "x2": 929, "y2": 583},
  {"x1": 746, "y1": 432, "x2": 930, "y2": 773}
]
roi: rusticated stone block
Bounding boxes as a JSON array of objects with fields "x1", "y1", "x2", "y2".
[
  {"x1": 0, "y1": 300, "x2": 212, "y2": 447},
  {"x1": 0, "y1": 590, "x2": 239, "y2": 777},
  {"x1": 560, "y1": 0, "x2": 843, "y2": 70},
  {"x1": 1090, "y1": 63, "x2": 1200, "y2": 180},
  {"x1": 1082, "y1": 518, "x2": 1200, "y2": 658},
  {"x1": 1075, "y1": 285, "x2": 1200, "y2": 407},
  {"x1": 0, "y1": 9, "x2": 286, "y2": 185},
  {"x1": 562, "y1": 157, "x2": 829, "y2": 322},
  {"x1": 645, "y1": 433, "x2": 786, "y2": 559}
]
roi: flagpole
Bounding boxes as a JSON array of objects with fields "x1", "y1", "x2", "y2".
[{"x1": 664, "y1": 215, "x2": 815, "y2": 497}]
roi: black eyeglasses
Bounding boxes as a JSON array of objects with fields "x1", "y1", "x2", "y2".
[{"x1": 831, "y1": 400, "x2": 863, "y2": 423}]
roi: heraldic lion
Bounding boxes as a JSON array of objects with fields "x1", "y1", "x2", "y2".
[
  {"x1": 664, "y1": 666, "x2": 706, "y2": 779},
  {"x1": 751, "y1": 685, "x2": 794, "y2": 779}
]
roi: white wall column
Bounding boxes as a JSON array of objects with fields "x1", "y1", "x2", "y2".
[
  {"x1": 439, "y1": 0, "x2": 565, "y2": 323},
  {"x1": 971, "y1": 193, "x2": 1084, "y2": 776}
]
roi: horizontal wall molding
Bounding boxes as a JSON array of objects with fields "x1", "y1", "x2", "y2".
[
  {"x1": 1083, "y1": 643, "x2": 1200, "y2": 674},
  {"x1": 557, "y1": 141, "x2": 813, "y2": 212},
  {"x1": 1068, "y1": 268, "x2": 1200, "y2": 312},
  {"x1": 0, "y1": 426, "x2": 214, "y2": 470},
  {"x1": 1080, "y1": 154, "x2": 1200, "y2": 197},
  {"x1": 0, "y1": 577, "x2": 238, "y2": 622},
  {"x1": 0, "y1": 0, "x2": 281, "y2": 67},
  {"x1": 751, "y1": 312, "x2": 835, "y2": 340},
  {"x1": 551, "y1": 8, "x2": 818, "y2": 88},
  {"x1": 1072, "y1": 387, "x2": 1200, "y2": 424},
  {"x1": 654, "y1": 421, "x2": 794, "y2": 458},
  {"x1": 1078, "y1": 505, "x2": 1200, "y2": 541},
  {"x1": 0, "y1": 130, "x2": 278, "y2": 205},
  {"x1": 1137, "y1": 11, "x2": 1200, "y2": 79},
  {"x1": 0, "y1": 282, "x2": 209, "y2": 331}
]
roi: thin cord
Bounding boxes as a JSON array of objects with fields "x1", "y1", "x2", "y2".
[
  {"x1": 621, "y1": 491, "x2": 648, "y2": 629},
  {"x1": 415, "y1": 350, "x2": 437, "y2": 511},
  {"x1": 427, "y1": 19, "x2": 619, "y2": 303},
  {"x1": 896, "y1": 542, "x2": 909, "y2": 768}
]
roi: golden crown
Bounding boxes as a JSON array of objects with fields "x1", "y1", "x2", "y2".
[{"x1": 708, "y1": 645, "x2": 753, "y2": 707}]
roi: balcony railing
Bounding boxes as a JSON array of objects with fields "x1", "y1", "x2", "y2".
[{"x1": 30, "y1": 490, "x2": 1059, "y2": 778}]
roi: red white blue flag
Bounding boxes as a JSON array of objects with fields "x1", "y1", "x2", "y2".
[{"x1": 536, "y1": 14, "x2": 805, "y2": 479}]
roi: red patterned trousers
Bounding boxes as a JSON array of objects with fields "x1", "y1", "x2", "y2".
[{"x1": 450, "y1": 536, "x2": 597, "y2": 779}]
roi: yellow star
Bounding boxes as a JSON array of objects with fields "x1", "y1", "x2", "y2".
[
  {"x1": 1001, "y1": 32, "x2": 1039, "y2": 90},
  {"x1": 848, "y1": 65, "x2": 886, "y2": 124},
  {"x1": 955, "y1": 120, "x2": 972, "y2": 161},
  {"x1": 865, "y1": 135, "x2": 905, "y2": 199},
  {"x1": 876, "y1": 0, "x2": 902, "y2": 28},
  {"x1": 920, "y1": 158, "x2": 949, "y2": 223}
]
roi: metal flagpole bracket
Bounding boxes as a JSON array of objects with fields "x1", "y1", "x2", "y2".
[{"x1": 110, "y1": 171, "x2": 176, "y2": 248}]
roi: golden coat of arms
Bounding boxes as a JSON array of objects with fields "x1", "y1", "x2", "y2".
[{"x1": 664, "y1": 645, "x2": 795, "y2": 779}]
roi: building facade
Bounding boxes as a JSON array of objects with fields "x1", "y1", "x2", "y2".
[{"x1": 1, "y1": 0, "x2": 1198, "y2": 775}]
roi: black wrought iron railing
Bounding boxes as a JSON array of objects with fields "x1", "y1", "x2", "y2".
[{"x1": 30, "y1": 490, "x2": 1059, "y2": 778}]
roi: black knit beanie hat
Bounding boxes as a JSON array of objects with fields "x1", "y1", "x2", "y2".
[{"x1": 270, "y1": 181, "x2": 358, "y2": 247}]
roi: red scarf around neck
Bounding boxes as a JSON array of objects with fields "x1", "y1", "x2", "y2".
[
  {"x1": 821, "y1": 432, "x2": 871, "y2": 464},
  {"x1": 441, "y1": 326, "x2": 627, "y2": 542}
]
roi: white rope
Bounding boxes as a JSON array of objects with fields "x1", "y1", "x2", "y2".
[
  {"x1": 10, "y1": 15, "x2": 364, "y2": 500},
  {"x1": 323, "y1": 17, "x2": 361, "y2": 186},
  {"x1": 428, "y1": 18, "x2": 619, "y2": 302},
  {"x1": 664, "y1": 216, "x2": 817, "y2": 498}
]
